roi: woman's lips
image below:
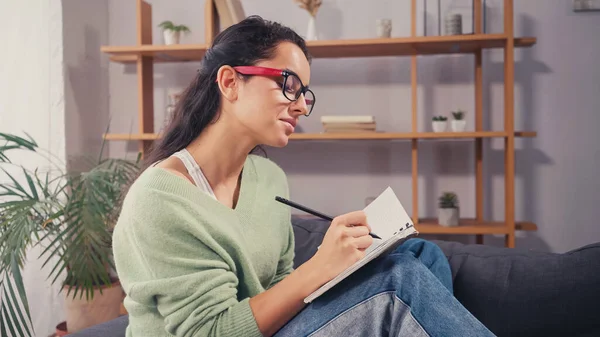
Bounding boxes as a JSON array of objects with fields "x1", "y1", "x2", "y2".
[
  {"x1": 280, "y1": 118, "x2": 297, "y2": 128},
  {"x1": 279, "y1": 118, "x2": 296, "y2": 133}
]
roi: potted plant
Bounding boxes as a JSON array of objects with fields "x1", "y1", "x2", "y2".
[
  {"x1": 432, "y1": 116, "x2": 448, "y2": 132},
  {"x1": 0, "y1": 132, "x2": 140, "y2": 336},
  {"x1": 451, "y1": 110, "x2": 466, "y2": 132},
  {"x1": 158, "y1": 20, "x2": 191, "y2": 45},
  {"x1": 438, "y1": 192, "x2": 459, "y2": 226}
]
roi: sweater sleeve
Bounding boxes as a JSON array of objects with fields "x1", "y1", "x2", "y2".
[
  {"x1": 113, "y1": 199, "x2": 263, "y2": 337},
  {"x1": 267, "y1": 222, "x2": 295, "y2": 289}
]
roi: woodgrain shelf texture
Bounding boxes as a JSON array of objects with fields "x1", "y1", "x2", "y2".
[
  {"x1": 417, "y1": 218, "x2": 538, "y2": 235},
  {"x1": 103, "y1": 131, "x2": 537, "y2": 141},
  {"x1": 101, "y1": 34, "x2": 537, "y2": 63}
]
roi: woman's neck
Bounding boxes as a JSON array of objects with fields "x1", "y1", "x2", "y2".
[{"x1": 186, "y1": 115, "x2": 256, "y2": 187}]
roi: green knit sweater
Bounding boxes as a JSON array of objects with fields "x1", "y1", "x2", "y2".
[{"x1": 112, "y1": 154, "x2": 295, "y2": 337}]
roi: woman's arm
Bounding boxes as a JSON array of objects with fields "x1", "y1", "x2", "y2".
[{"x1": 250, "y1": 211, "x2": 373, "y2": 336}]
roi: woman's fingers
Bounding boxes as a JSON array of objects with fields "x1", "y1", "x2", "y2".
[
  {"x1": 333, "y1": 210, "x2": 372, "y2": 232},
  {"x1": 354, "y1": 234, "x2": 374, "y2": 250},
  {"x1": 344, "y1": 226, "x2": 370, "y2": 238}
]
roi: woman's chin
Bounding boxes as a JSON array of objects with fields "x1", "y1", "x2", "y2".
[{"x1": 264, "y1": 132, "x2": 291, "y2": 148}]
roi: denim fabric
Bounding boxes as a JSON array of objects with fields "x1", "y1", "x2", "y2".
[{"x1": 274, "y1": 238, "x2": 495, "y2": 337}]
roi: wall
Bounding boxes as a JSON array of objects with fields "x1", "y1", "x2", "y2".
[
  {"x1": 0, "y1": 1, "x2": 66, "y2": 336},
  {"x1": 107, "y1": 0, "x2": 600, "y2": 253},
  {"x1": 63, "y1": 0, "x2": 110, "y2": 172},
  {"x1": 0, "y1": 0, "x2": 109, "y2": 335}
]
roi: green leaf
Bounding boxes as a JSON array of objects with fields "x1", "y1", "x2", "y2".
[
  {"x1": 0, "y1": 259, "x2": 34, "y2": 337},
  {"x1": 0, "y1": 167, "x2": 31, "y2": 199}
]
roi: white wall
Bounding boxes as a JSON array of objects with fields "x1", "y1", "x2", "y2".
[
  {"x1": 0, "y1": 1, "x2": 66, "y2": 336},
  {"x1": 107, "y1": 0, "x2": 600, "y2": 253},
  {"x1": 0, "y1": 0, "x2": 109, "y2": 335}
]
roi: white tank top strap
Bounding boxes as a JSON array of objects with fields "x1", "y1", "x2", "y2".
[{"x1": 171, "y1": 148, "x2": 217, "y2": 200}]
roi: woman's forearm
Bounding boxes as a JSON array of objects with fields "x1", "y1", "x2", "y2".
[{"x1": 249, "y1": 258, "x2": 327, "y2": 337}]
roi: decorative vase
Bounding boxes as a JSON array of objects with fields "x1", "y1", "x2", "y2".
[
  {"x1": 438, "y1": 208, "x2": 459, "y2": 227},
  {"x1": 376, "y1": 19, "x2": 392, "y2": 38},
  {"x1": 432, "y1": 121, "x2": 447, "y2": 132},
  {"x1": 306, "y1": 16, "x2": 318, "y2": 40},
  {"x1": 163, "y1": 30, "x2": 180, "y2": 45},
  {"x1": 444, "y1": 13, "x2": 463, "y2": 35},
  {"x1": 451, "y1": 120, "x2": 466, "y2": 132}
]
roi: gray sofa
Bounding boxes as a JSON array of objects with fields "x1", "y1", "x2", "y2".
[{"x1": 71, "y1": 216, "x2": 600, "y2": 337}]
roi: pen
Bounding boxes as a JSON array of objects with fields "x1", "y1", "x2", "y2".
[{"x1": 275, "y1": 196, "x2": 382, "y2": 240}]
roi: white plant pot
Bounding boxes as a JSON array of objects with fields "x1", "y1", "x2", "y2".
[
  {"x1": 451, "y1": 120, "x2": 467, "y2": 132},
  {"x1": 438, "y1": 208, "x2": 459, "y2": 227},
  {"x1": 432, "y1": 121, "x2": 447, "y2": 132},
  {"x1": 163, "y1": 30, "x2": 180, "y2": 45},
  {"x1": 306, "y1": 16, "x2": 318, "y2": 40}
]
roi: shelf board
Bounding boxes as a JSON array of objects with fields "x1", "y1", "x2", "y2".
[
  {"x1": 102, "y1": 34, "x2": 537, "y2": 63},
  {"x1": 417, "y1": 218, "x2": 538, "y2": 234},
  {"x1": 103, "y1": 131, "x2": 537, "y2": 141}
]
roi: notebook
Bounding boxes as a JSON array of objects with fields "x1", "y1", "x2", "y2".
[{"x1": 304, "y1": 186, "x2": 418, "y2": 303}]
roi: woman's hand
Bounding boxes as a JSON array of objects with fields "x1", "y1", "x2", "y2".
[
  {"x1": 249, "y1": 211, "x2": 373, "y2": 336},
  {"x1": 308, "y1": 211, "x2": 374, "y2": 283}
]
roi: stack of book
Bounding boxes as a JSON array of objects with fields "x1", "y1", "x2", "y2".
[{"x1": 321, "y1": 115, "x2": 376, "y2": 133}]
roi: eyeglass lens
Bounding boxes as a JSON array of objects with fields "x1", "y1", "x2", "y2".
[{"x1": 283, "y1": 73, "x2": 315, "y2": 116}]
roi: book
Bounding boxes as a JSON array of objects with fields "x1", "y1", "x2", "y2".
[
  {"x1": 323, "y1": 122, "x2": 377, "y2": 132},
  {"x1": 320, "y1": 115, "x2": 375, "y2": 124},
  {"x1": 304, "y1": 187, "x2": 418, "y2": 303}
]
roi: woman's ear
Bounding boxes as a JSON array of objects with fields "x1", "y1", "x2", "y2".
[{"x1": 216, "y1": 65, "x2": 238, "y2": 101}]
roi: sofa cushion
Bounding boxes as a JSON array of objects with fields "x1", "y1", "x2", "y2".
[
  {"x1": 433, "y1": 239, "x2": 600, "y2": 337},
  {"x1": 291, "y1": 216, "x2": 600, "y2": 337}
]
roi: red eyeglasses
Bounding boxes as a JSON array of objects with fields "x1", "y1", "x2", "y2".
[{"x1": 232, "y1": 66, "x2": 315, "y2": 116}]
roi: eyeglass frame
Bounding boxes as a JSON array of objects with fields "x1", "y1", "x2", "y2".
[{"x1": 227, "y1": 65, "x2": 316, "y2": 117}]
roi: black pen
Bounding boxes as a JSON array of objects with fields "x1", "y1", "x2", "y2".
[{"x1": 275, "y1": 196, "x2": 382, "y2": 240}]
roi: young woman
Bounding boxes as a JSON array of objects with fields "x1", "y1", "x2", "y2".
[{"x1": 112, "y1": 16, "x2": 495, "y2": 337}]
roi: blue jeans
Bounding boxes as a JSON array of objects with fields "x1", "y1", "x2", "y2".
[{"x1": 274, "y1": 238, "x2": 496, "y2": 337}]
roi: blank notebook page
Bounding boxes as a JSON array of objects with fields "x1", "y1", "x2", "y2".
[{"x1": 364, "y1": 187, "x2": 413, "y2": 240}]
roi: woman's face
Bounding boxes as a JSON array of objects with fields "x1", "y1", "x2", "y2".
[{"x1": 220, "y1": 42, "x2": 312, "y2": 148}]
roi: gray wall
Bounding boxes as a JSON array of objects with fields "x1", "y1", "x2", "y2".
[
  {"x1": 63, "y1": 0, "x2": 110, "y2": 172},
  {"x1": 107, "y1": 0, "x2": 600, "y2": 253}
]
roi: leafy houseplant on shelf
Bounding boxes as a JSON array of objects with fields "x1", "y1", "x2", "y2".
[
  {"x1": 158, "y1": 20, "x2": 191, "y2": 45},
  {"x1": 438, "y1": 192, "x2": 459, "y2": 227},
  {"x1": 432, "y1": 116, "x2": 448, "y2": 132},
  {"x1": 451, "y1": 110, "x2": 466, "y2": 132},
  {"x1": 0, "y1": 132, "x2": 140, "y2": 336}
]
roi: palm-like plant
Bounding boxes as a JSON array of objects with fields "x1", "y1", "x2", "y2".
[{"x1": 0, "y1": 132, "x2": 140, "y2": 336}]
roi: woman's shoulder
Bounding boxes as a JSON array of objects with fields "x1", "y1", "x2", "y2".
[
  {"x1": 247, "y1": 154, "x2": 287, "y2": 181},
  {"x1": 121, "y1": 166, "x2": 212, "y2": 216}
]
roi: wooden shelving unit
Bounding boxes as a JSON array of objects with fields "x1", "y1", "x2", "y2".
[{"x1": 101, "y1": 0, "x2": 537, "y2": 247}]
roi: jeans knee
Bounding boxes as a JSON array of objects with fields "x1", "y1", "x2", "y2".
[{"x1": 395, "y1": 238, "x2": 447, "y2": 264}]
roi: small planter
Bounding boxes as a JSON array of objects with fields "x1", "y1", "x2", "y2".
[
  {"x1": 438, "y1": 207, "x2": 459, "y2": 227},
  {"x1": 163, "y1": 30, "x2": 180, "y2": 45},
  {"x1": 158, "y1": 20, "x2": 190, "y2": 45},
  {"x1": 438, "y1": 191, "x2": 459, "y2": 226},
  {"x1": 432, "y1": 120, "x2": 447, "y2": 132},
  {"x1": 451, "y1": 110, "x2": 466, "y2": 132},
  {"x1": 451, "y1": 120, "x2": 466, "y2": 132}
]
